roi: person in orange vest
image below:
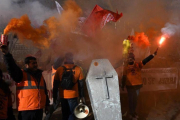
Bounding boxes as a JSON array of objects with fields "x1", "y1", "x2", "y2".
[
  {"x1": 53, "y1": 52, "x2": 85, "y2": 120},
  {"x1": 121, "y1": 50, "x2": 157, "y2": 120},
  {"x1": 0, "y1": 45, "x2": 50, "y2": 120},
  {"x1": 0, "y1": 69, "x2": 16, "y2": 120}
]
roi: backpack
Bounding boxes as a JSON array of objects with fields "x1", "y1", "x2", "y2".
[{"x1": 60, "y1": 65, "x2": 77, "y2": 90}]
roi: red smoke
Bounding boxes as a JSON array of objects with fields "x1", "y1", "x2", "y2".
[{"x1": 130, "y1": 32, "x2": 150, "y2": 48}]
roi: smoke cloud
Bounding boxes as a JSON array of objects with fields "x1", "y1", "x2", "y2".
[
  {"x1": 0, "y1": 0, "x2": 57, "y2": 32},
  {"x1": 4, "y1": 0, "x2": 82, "y2": 49},
  {"x1": 161, "y1": 23, "x2": 180, "y2": 37},
  {"x1": 1, "y1": 0, "x2": 180, "y2": 70}
]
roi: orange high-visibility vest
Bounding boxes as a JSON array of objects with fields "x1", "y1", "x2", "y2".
[
  {"x1": 0, "y1": 89, "x2": 8, "y2": 119},
  {"x1": 125, "y1": 62, "x2": 143, "y2": 86},
  {"x1": 16, "y1": 71, "x2": 46, "y2": 111}
]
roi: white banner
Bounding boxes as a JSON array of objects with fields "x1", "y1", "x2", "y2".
[
  {"x1": 141, "y1": 68, "x2": 178, "y2": 91},
  {"x1": 116, "y1": 67, "x2": 178, "y2": 93}
]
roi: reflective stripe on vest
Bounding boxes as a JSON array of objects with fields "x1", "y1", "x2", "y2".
[
  {"x1": 16, "y1": 74, "x2": 44, "y2": 90},
  {"x1": 16, "y1": 72, "x2": 46, "y2": 111}
]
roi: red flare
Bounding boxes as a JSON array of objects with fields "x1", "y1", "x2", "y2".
[{"x1": 159, "y1": 36, "x2": 165, "y2": 45}]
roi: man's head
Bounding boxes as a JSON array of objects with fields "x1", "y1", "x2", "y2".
[
  {"x1": 24, "y1": 56, "x2": 38, "y2": 71},
  {"x1": 128, "y1": 53, "x2": 135, "y2": 65},
  {"x1": 64, "y1": 52, "x2": 74, "y2": 63}
]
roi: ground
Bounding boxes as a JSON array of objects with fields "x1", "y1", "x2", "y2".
[{"x1": 13, "y1": 91, "x2": 180, "y2": 120}]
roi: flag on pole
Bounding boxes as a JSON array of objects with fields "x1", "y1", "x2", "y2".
[
  {"x1": 55, "y1": 1, "x2": 64, "y2": 15},
  {"x1": 82, "y1": 5, "x2": 123, "y2": 36}
]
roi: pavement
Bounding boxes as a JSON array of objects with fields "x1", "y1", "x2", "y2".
[
  {"x1": 13, "y1": 91, "x2": 180, "y2": 120},
  {"x1": 13, "y1": 104, "x2": 94, "y2": 120},
  {"x1": 13, "y1": 102, "x2": 180, "y2": 120}
]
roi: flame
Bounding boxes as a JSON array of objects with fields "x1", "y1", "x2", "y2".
[{"x1": 159, "y1": 36, "x2": 165, "y2": 45}]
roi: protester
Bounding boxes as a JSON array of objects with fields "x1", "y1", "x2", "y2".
[
  {"x1": 0, "y1": 45, "x2": 50, "y2": 120},
  {"x1": 0, "y1": 69, "x2": 16, "y2": 120},
  {"x1": 53, "y1": 52, "x2": 85, "y2": 120},
  {"x1": 45, "y1": 56, "x2": 64, "y2": 120},
  {"x1": 121, "y1": 50, "x2": 158, "y2": 120}
]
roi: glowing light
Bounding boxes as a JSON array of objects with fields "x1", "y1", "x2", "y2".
[{"x1": 159, "y1": 36, "x2": 165, "y2": 45}]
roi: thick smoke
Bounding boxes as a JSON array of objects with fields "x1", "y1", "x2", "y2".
[
  {"x1": 161, "y1": 0, "x2": 180, "y2": 37},
  {"x1": 4, "y1": 15, "x2": 49, "y2": 48},
  {"x1": 0, "y1": 0, "x2": 57, "y2": 69},
  {"x1": 4, "y1": 0, "x2": 82, "y2": 48},
  {"x1": 1, "y1": 0, "x2": 180, "y2": 70},
  {"x1": 161, "y1": 23, "x2": 180, "y2": 37},
  {"x1": 0, "y1": 0, "x2": 57, "y2": 32}
]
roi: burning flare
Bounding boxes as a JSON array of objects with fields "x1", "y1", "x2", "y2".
[{"x1": 159, "y1": 36, "x2": 165, "y2": 45}]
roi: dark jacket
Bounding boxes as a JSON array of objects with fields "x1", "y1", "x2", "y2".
[{"x1": 0, "y1": 79, "x2": 16, "y2": 120}]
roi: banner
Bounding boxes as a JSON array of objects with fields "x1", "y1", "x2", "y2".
[
  {"x1": 141, "y1": 68, "x2": 178, "y2": 91},
  {"x1": 116, "y1": 67, "x2": 178, "y2": 93}
]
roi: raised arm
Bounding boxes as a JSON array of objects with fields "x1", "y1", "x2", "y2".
[
  {"x1": 142, "y1": 49, "x2": 158, "y2": 65},
  {"x1": 0, "y1": 45, "x2": 23, "y2": 83}
]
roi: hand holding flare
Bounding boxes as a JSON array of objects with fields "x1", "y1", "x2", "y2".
[{"x1": 155, "y1": 36, "x2": 166, "y2": 55}]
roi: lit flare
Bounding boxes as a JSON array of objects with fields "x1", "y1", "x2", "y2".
[{"x1": 159, "y1": 36, "x2": 165, "y2": 45}]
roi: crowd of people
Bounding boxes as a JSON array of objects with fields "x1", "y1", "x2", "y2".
[
  {"x1": 0, "y1": 43, "x2": 158, "y2": 120},
  {"x1": 0, "y1": 44, "x2": 85, "y2": 120}
]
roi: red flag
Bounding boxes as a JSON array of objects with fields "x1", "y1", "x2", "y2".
[{"x1": 82, "y1": 5, "x2": 123, "y2": 36}]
